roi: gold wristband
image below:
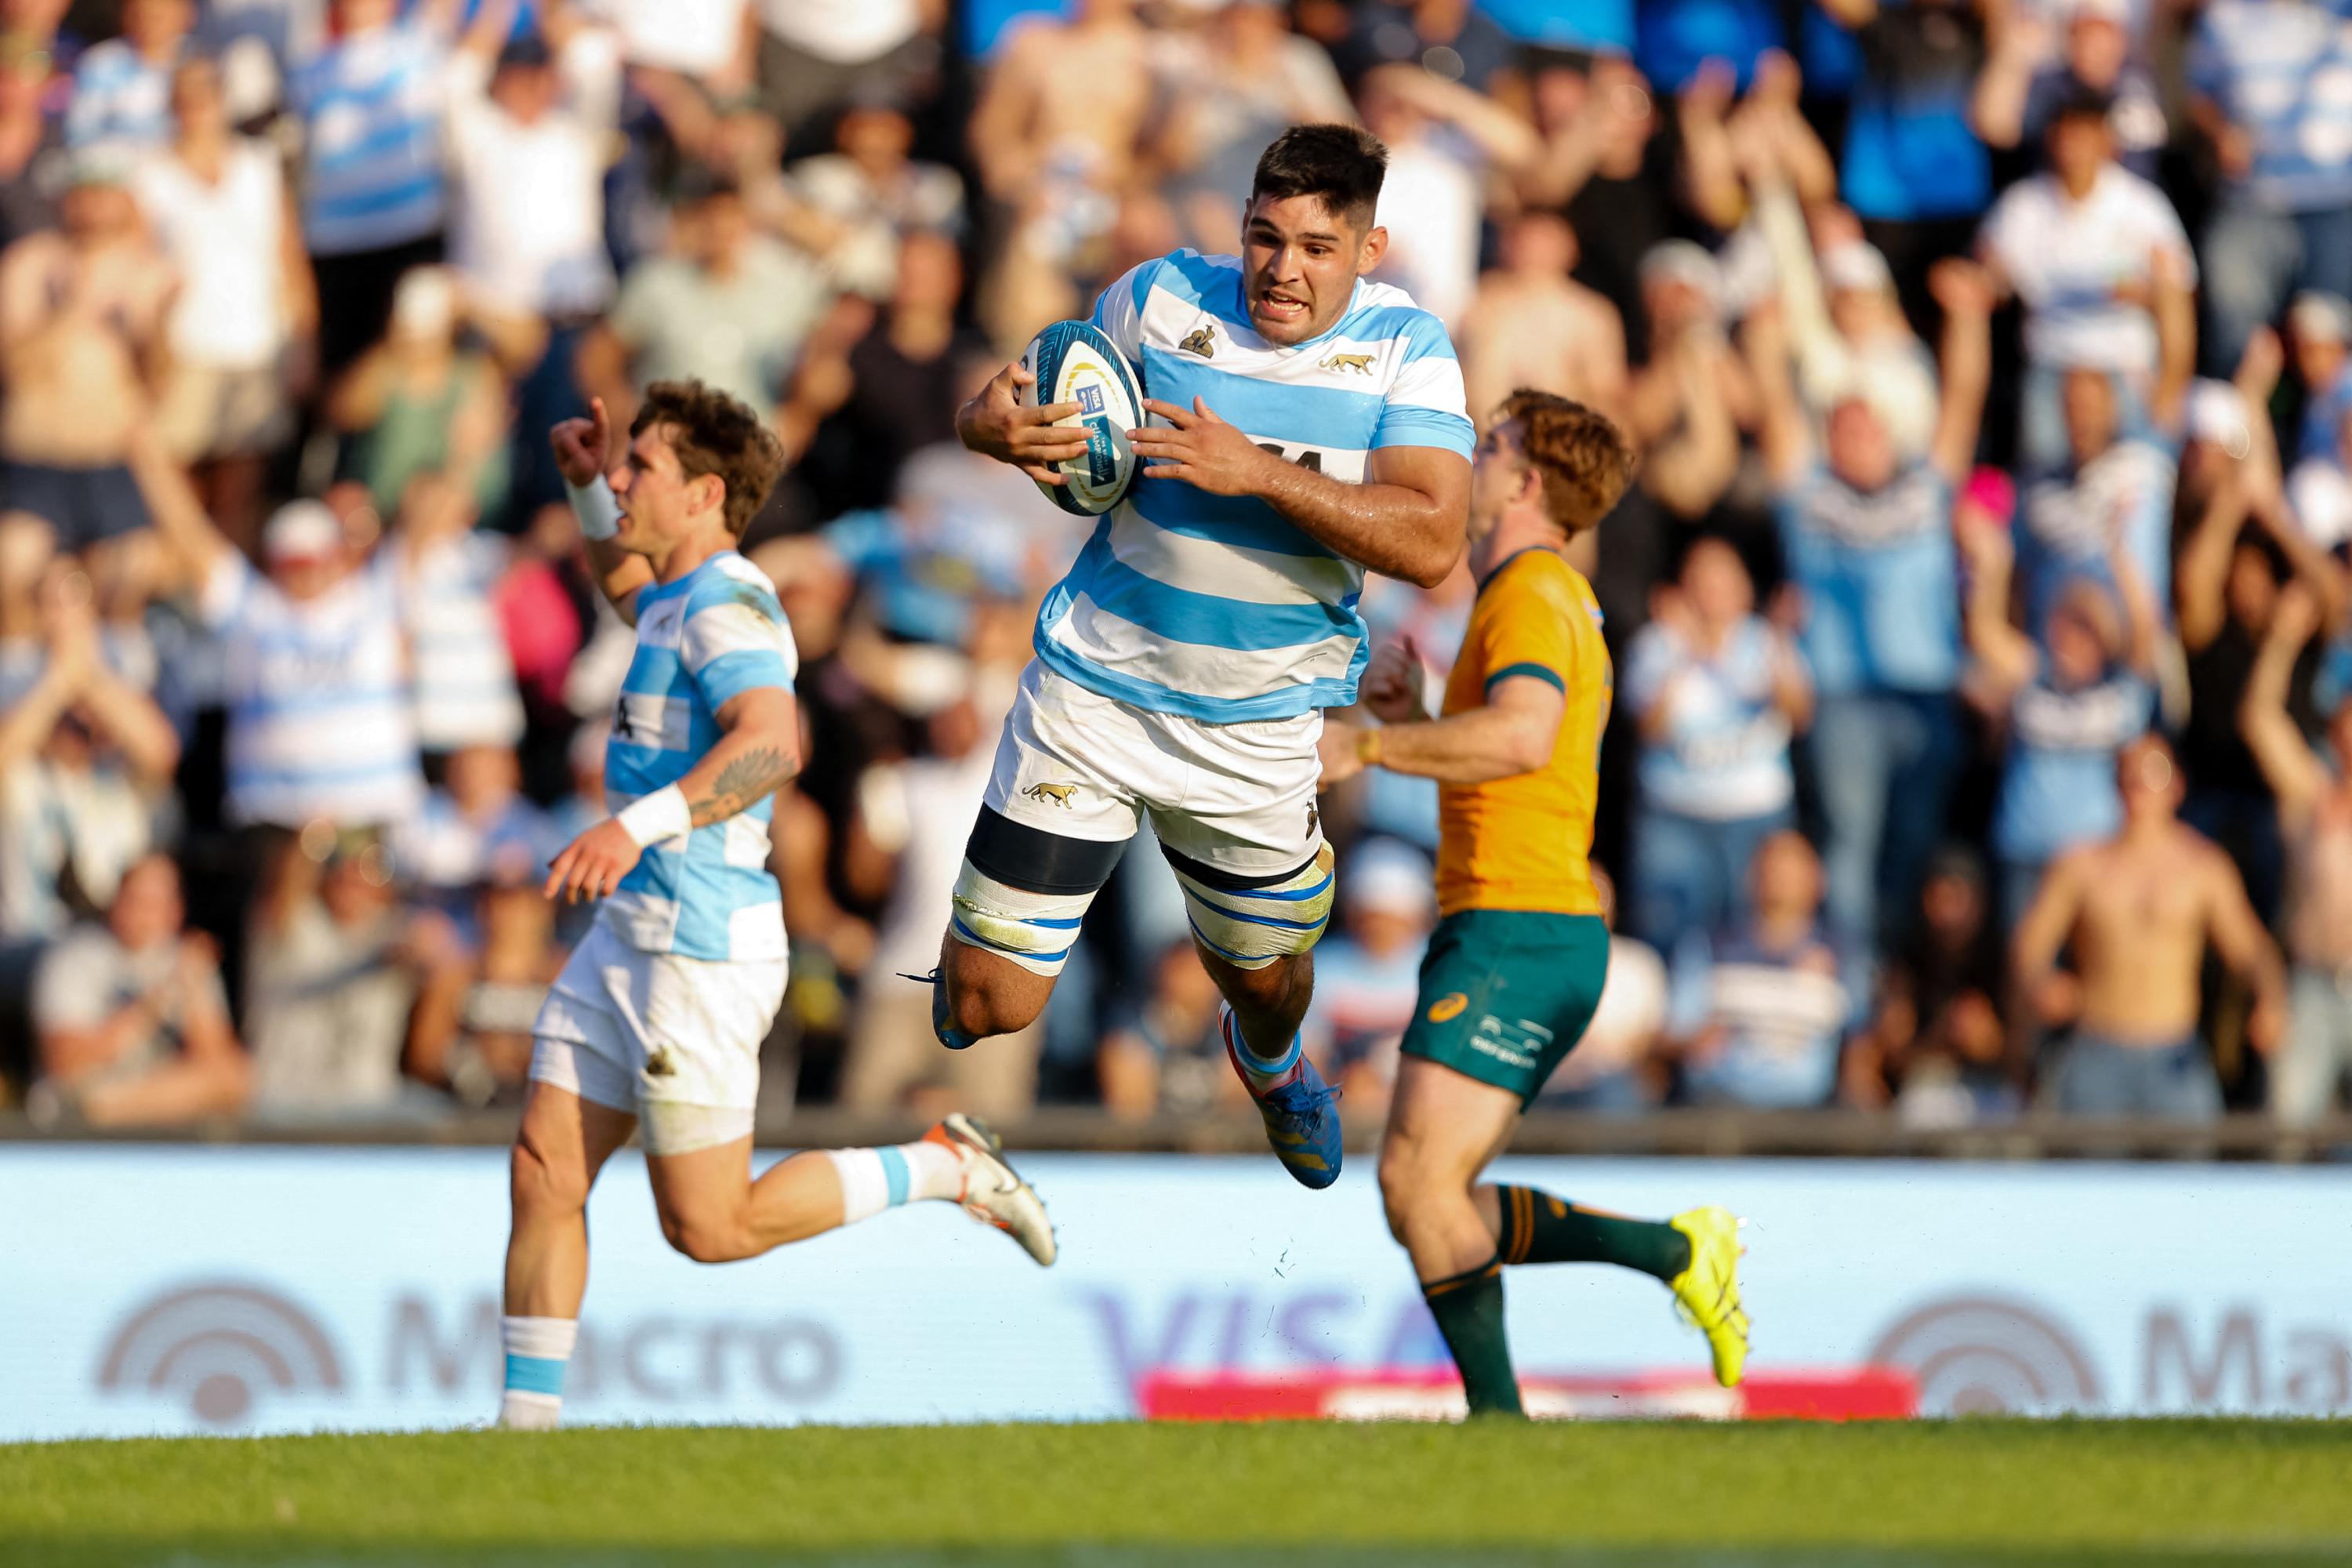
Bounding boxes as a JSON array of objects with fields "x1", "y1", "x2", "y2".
[{"x1": 1356, "y1": 727, "x2": 1383, "y2": 766}]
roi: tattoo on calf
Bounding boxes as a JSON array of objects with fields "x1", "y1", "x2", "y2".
[{"x1": 688, "y1": 746, "x2": 789, "y2": 826}]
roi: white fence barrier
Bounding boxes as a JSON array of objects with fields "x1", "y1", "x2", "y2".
[{"x1": 5, "y1": 1146, "x2": 2349, "y2": 1439}]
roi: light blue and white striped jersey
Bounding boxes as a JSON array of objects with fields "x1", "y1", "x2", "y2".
[
  {"x1": 2189, "y1": 0, "x2": 2352, "y2": 211},
  {"x1": 1775, "y1": 461, "x2": 1960, "y2": 698},
  {"x1": 1624, "y1": 615, "x2": 1797, "y2": 822},
  {"x1": 66, "y1": 41, "x2": 176, "y2": 151},
  {"x1": 601, "y1": 553, "x2": 800, "y2": 964},
  {"x1": 198, "y1": 552, "x2": 423, "y2": 830},
  {"x1": 289, "y1": 19, "x2": 449, "y2": 256},
  {"x1": 1036, "y1": 249, "x2": 1474, "y2": 724}
]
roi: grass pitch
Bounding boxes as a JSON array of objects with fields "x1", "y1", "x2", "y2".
[{"x1": 3, "y1": 1418, "x2": 2347, "y2": 1566}]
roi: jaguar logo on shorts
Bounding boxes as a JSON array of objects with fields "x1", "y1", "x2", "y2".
[
  {"x1": 1427, "y1": 993, "x2": 1469, "y2": 1023},
  {"x1": 1024, "y1": 781, "x2": 1080, "y2": 809},
  {"x1": 644, "y1": 1047, "x2": 677, "y2": 1077}
]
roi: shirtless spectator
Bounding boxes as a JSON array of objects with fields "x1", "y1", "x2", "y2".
[
  {"x1": 0, "y1": 153, "x2": 174, "y2": 555},
  {"x1": 2240, "y1": 582, "x2": 2352, "y2": 1127},
  {"x1": 27, "y1": 851, "x2": 248, "y2": 1127},
  {"x1": 2011, "y1": 733, "x2": 2287, "y2": 1118},
  {"x1": 968, "y1": 0, "x2": 1152, "y2": 339},
  {"x1": 1461, "y1": 211, "x2": 1626, "y2": 430}
]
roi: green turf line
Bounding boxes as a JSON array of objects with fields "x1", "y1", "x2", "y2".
[{"x1": 2, "y1": 1419, "x2": 2348, "y2": 1566}]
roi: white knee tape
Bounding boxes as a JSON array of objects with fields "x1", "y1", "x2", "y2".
[
  {"x1": 1173, "y1": 844, "x2": 1335, "y2": 971},
  {"x1": 947, "y1": 862, "x2": 1093, "y2": 978}
]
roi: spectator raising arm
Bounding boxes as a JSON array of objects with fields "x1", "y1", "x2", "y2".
[
  {"x1": 2176, "y1": 465, "x2": 2253, "y2": 654},
  {"x1": 2151, "y1": 248, "x2": 2197, "y2": 434},
  {"x1": 1958, "y1": 517, "x2": 2038, "y2": 712},
  {"x1": 1643, "y1": 322, "x2": 1742, "y2": 519},
  {"x1": 1928, "y1": 260, "x2": 1997, "y2": 482},
  {"x1": 1518, "y1": 56, "x2": 1645, "y2": 211},
  {"x1": 1743, "y1": 299, "x2": 1811, "y2": 485},
  {"x1": 1675, "y1": 61, "x2": 1747, "y2": 233},
  {"x1": 1362, "y1": 66, "x2": 1544, "y2": 181},
  {"x1": 1969, "y1": 0, "x2": 2047, "y2": 149},
  {"x1": 2241, "y1": 580, "x2": 2332, "y2": 833},
  {"x1": 127, "y1": 422, "x2": 232, "y2": 583},
  {"x1": 2197, "y1": 840, "x2": 2292, "y2": 1053}
]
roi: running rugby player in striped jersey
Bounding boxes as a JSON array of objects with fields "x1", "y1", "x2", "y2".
[{"x1": 946, "y1": 124, "x2": 1474, "y2": 1186}]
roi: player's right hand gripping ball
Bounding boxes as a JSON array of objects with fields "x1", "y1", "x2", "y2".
[{"x1": 1019, "y1": 319, "x2": 1144, "y2": 516}]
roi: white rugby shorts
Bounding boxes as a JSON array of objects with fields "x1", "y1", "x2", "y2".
[
  {"x1": 948, "y1": 661, "x2": 1334, "y2": 976},
  {"x1": 528, "y1": 914, "x2": 786, "y2": 1154}
]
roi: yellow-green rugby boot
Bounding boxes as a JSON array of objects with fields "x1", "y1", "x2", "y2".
[{"x1": 1668, "y1": 1205, "x2": 1748, "y2": 1387}]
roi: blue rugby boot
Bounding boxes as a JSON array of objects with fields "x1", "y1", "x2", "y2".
[{"x1": 1221, "y1": 1006, "x2": 1342, "y2": 1189}]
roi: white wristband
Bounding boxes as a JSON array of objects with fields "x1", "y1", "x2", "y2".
[
  {"x1": 615, "y1": 785, "x2": 691, "y2": 848},
  {"x1": 565, "y1": 476, "x2": 622, "y2": 542}
]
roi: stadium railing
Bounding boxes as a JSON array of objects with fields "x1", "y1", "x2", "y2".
[{"x1": 3, "y1": 1108, "x2": 2350, "y2": 1160}]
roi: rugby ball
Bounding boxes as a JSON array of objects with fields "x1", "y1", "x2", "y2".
[{"x1": 1018, "y1": 319, "x2": 1145, "y2": 517}]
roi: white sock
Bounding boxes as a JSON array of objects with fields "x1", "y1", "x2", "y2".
[
  {"x1": 826, "y1": 1139, "x2": 967, "y2": 1225},
  {"x1": 499, "y1": 1315, "x2": 577, "y2": 1431}
]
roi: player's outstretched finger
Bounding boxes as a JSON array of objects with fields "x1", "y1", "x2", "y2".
[
  {"x1": 1006, "y1": 362, "x2": 1036, "y2": 387},
  {"x1": 1022, "y1": 463, "x2": 1069, "y2": 487},
  {"x1": 1018, "y1": 401, "x2": 1083, "y2": 427},
  {"x1": 1141, "y1": 398, "x2": 1195, "y2": 427},
  {"x1": 543, "y1": 848, "x2": 575, "y2": 902}
]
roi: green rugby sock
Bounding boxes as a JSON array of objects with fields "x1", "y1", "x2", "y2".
[
  {"x1": 1493, "y1": 1185, "x2": 1691, "y2": 1282},
  {"x1": 1421, "y1": 1257, "x2": 1524, "y2": 1418}
]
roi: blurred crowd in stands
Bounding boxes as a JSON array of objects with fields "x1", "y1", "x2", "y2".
[{"x1": 12, "y1": 0, "x2": 2352, "y2": 1135}]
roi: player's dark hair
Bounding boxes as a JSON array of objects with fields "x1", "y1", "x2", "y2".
[
  {"x1": 1250, "y1": 124, "x2": 1389, "y2": 231},
  {"x1": 631, "y1": 379, "x2": 787, "y2": 537},
  {"x1": 1497, "y1": 389, "x2": 1639, "y2": 535}
]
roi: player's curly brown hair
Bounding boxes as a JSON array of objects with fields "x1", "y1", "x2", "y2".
[
  {"x1": 1497, "y1": 389, "x2": 1639, "y2": 535},
  {"x1": 630, "y1": 379, "x2": 788, "y2": 537}
]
